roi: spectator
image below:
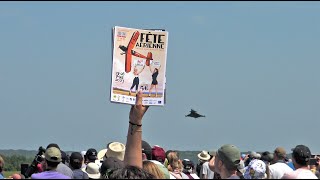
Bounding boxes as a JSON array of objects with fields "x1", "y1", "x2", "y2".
[
  {"x1": 81, "y1": 163, "x2": 100, "y2": 179},
  {"x1": 31, "y1": 147, "x2": 70, "y2": 179},
  {"x1": 143, "y1": 160, "x2": 165, "y2": 179},
  {"x1": 202, "y1": 150, "x2": 215, "y2": 179},
  {"x1": 85, "y1": 148, "x2": 98, "y2": 164},
  {"x1": 46, "y1": 143, "x2": 73, "y2": 178},
  {"x1": 167, "y1": 151, "x2": 188, "y2": 179},
  {"x1": 142, "y1": 140, "x2": 153, "y2": 161},
  {"x1": 118, "y1": 91, "x2": 157, "y2": 179},
  {"x1": 148, "y1": 160, "x2": 170, "y2": 179},
  {"x1": 197, "y1": 151, "x2": 213, "y2": 179},
  {"x1": 109, "y1": 165, "x2": 155, "y2": 179},
  {"x1": 152, "y1": 145, "x2": 166, "y2": 164},
  {"x1": 0, "y1": 155, "x2": 4, "y2": 179},
  {"x1": 69, "y1": 152, "x2": 89, "y2": 179},
  {"x1": 236, "y1": 160, "x2": 245, "y2": 179},
  {"x1": 269, "y1": 147, "x2": 293, "y2": 179},
  {"x1": 282, "y1": 145, "x2": 318, "y2": 179},
  {"x1": 10, "y1": 173, "x2": 25, "y2": 179},
  {"x1": 243, "y1": 159, "x2": 266, "y2": 179},
  {"x1": 182, "y1": 159, "x2": 200, "y2": 179},
  {"x1": 196, "y1": 151, "x2": 209, "y2": 178},
  {"x1": 100, "y1": 157, "x2": 124, "y2": 179},
  {"x1": 211, "y1": 144, "x2": 241, "y2": 179}
]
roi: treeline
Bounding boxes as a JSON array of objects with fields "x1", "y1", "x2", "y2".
[{"x1": 0, "y1": 154, "x2": 33, "y2": 171}]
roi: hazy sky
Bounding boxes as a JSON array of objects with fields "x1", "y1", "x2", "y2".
[{"x1": 1, "y1": 2, "x2": 319, "y2": 154}]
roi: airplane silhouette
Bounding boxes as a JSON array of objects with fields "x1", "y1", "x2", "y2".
[
  {"x1": 185, "y1": 109, "x2": 205, "y2": 118},
  {"x1": 119, "y1": 31, "x2": 153, "y2": 73}
]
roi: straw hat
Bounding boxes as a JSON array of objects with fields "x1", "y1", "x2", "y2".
[
  {"x1": 197, "y1": 150, "x2": 210, "y2": 161},
  {"x1": 105, "y1": 142, "x2": 126, "y2": 161},
  {"x1": 82, "y1": 162, "x2": 101, "y2": 179}
]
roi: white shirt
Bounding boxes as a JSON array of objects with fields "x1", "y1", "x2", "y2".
[
  {"x1": 282, "y1": 168, "x2": 318, "y2": 179},
  {"x1": 269, "y1": 162, "x2": 294, "y2": 179},
  {"x1": 202, "y1": 162, "x2": 215, "y2": 179}
]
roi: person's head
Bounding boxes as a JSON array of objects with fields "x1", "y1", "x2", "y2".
[
  {"x1": 69, "y1": 152, "x2": 83, "y2": 170},
  {"x1": 142, "y1": 140, "x2": 152, "y2": 160},
  {"x1": 182, "y1": 159, "x2": 195, "y2": 173},
  {"x1": 209, "y1": 150, "x2": 217, "y2": 160},
  {"x1": 0, "y1": 155, "x2": 4, "y2": 173},
  {"x1": 109, "y1": 165, "x2": 155, "y2": 179},
  {"x1": 198, "y1": 150, "x2": 211, "y2": 162},
  {"x1": 143, "y1": 160, "x2": 165, "y2": 179},
  {"x1": 151, "y1": 145, "x2": 166, "y2": 164},
  {"x1": 61, "y1": 151, "x2": 68, "y2": 164},
  {"x1": 11, "y1": 173, "x2": 23, "y2": 179},
  {"x1": 82, "y1": 162, "x2": 100, "y2": 179},
  {"x1": 154, "y1": 68, "x2": 159, "y2": 73},
  {"x1": 291, "y1": 145, "x2": 312, "y2": 168},
  {"x1": 85, "y1": 148, "x2": 98, "y2": 163},
  {"x1": 261, "y1": 151, "x2": 274, "y2": 164},
  {"x1": 44, "y1": 147, "x2": 62, "y2": 169},
  {"x1": 166, "y1": 151, "x2": 183, "y2": 172},
  {"x1": 273, "y1": 147, "x2": 286, "y2": 162},
  {"x1": 214, "y1": 144, "x2": 241, "y2": 178},
  {"x1": 100, "y1": 157, "x2": 124, "y2": 178},
  {"x1": 244, "y1": 159, "x2": 266, "y2": 179},
  {"x1": 46, "y1": 143, "x2": 60, "y2": 150}
]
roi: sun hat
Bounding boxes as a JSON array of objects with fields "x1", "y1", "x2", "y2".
[
  {"x1": 197, "y1": 151, "x2": 210, "y2": 161},
  {"x1": 105, "y1": 142, "x2": 126, "y2": 161},
  {"x1": 82, "y1": 162, "x2": 101, "y2": 179}
]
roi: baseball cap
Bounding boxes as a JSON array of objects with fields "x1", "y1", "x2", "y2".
[
  {"x1": 216, "y1": 144, "x2": 241, "y2": 168},
  {"x1": 274, "y1": 147, "x2": 286, "y2": 159},
  {"x1": 86, "y1": 148, "x2": 98, "y2": 161},
  {"x1": 152, "y1": 145, "x2": 166, "y2": 163},
  {"x1": 45, "y1": 147, "x2": 62, "y2": 163},
  {"x1": 291, "y1": 145, "x2": 311, "y2": 163},
  {"x1": 142, "y1": 140, "x2": 152, "y2": 160}
]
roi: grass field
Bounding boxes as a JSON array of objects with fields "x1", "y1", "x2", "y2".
[{"x1": 3, "y1": 171, "x2": 20, "y2": 178}]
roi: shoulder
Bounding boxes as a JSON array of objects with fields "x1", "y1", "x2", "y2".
[{"x1": 296, "y1": 169, "x2": 318, "y2": 179}]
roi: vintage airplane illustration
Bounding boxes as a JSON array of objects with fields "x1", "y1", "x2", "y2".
[
  {"x1": 119, "y1": 31, "x2": 153, "y2": 73},
  {"x1": 185, "y1": 109, "x2": 206, "y2": 118}
]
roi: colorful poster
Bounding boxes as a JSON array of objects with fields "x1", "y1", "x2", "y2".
[{"x1": 110, "y1": 26, "x2": 168, "y2": 106}]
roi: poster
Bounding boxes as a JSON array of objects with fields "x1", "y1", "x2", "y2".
[{"x1": 110, "y1": 26, "x2": 168, "y2": 106}]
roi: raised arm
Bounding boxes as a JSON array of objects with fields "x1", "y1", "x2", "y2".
[
  {"x1": 149, "y1": 65, "x2": 153, "y2": 73},
  {"x1": 138, "y1": 65, "x2": 145, "y2": 74},
  {"x1": 124, "y1": 91, "x2": 149, "y2": 168}
]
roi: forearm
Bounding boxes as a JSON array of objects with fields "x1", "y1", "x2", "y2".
[
  {"x1": 123, "y1": 91, "x2": 148, "y2": 169},
  {"x1": 124, "y1": 122, "x2": 142, "y2": 168}
]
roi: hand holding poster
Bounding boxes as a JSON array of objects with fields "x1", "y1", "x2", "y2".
[{"x1": 111, "y1": 26, "x2": 168, "y2": 106}]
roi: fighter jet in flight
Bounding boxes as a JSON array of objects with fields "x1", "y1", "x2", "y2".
[{"x1": 185, "y1": 109, "x2": 205, "y2": 118}]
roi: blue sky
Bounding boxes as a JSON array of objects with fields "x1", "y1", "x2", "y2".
[{"x1": 0, "y1": 2, "x2": 319, "y2": 154}]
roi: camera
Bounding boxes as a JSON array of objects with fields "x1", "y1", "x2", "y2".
[{"x1": 22, "y1": 146, "x2": 46, "y2": 178}]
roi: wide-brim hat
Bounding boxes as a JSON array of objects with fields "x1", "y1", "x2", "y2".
[
  {"x1": 198, "y1": 150, "x2": 210, "y2": 161},
  {"x1": 105, "y1": 142, "x2": 126, "y2": 161},
  {"x1": 82, "y1": 163, "x2": 101, "y2": 179},
  {"x1": 98, "y1": 149, "x2": 108, "y2": 161}
]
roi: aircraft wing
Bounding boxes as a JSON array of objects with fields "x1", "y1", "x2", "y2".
[{"x1": 125, "y1": 31, "x2": 140, "y2": 73}]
